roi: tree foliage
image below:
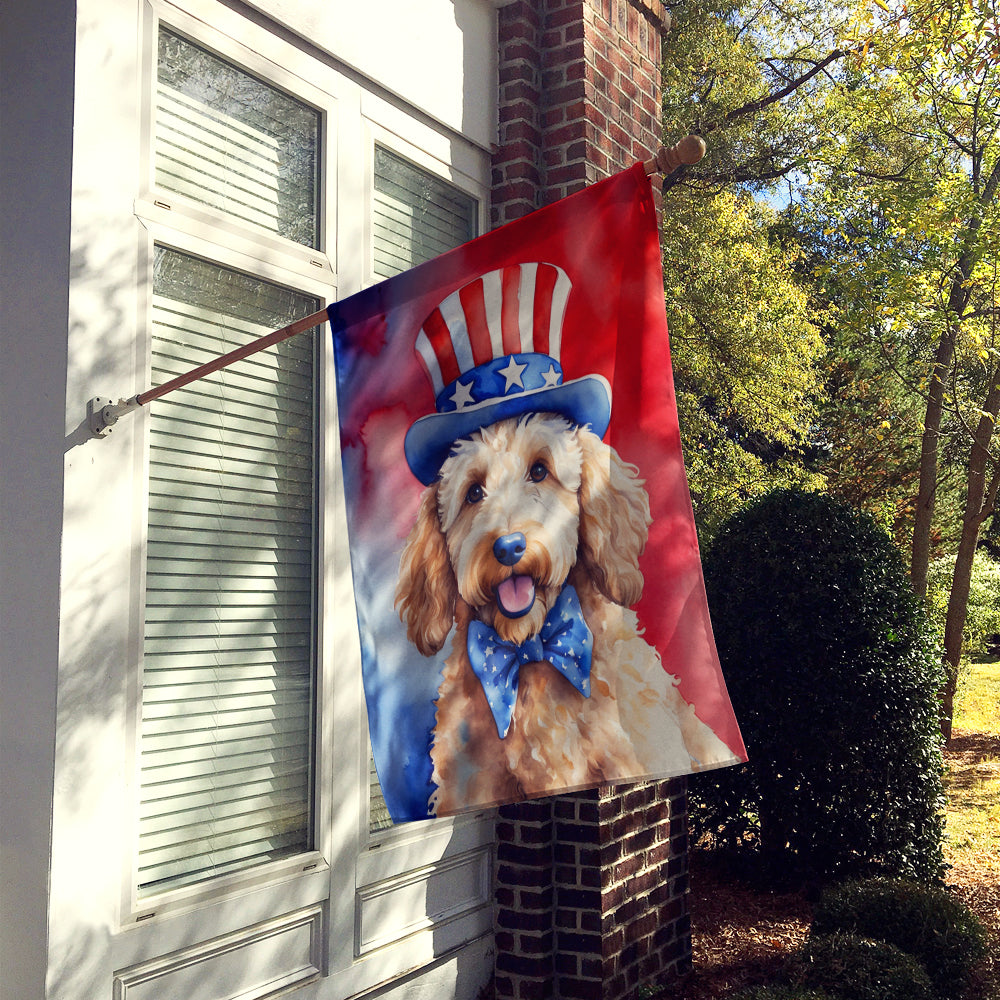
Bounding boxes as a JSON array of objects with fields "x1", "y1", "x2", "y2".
[
  {"x1": 661, "y1": 0, "x2": 1000, "y2": 736},
  {"x1": 927, "y1": 548, "x2": 1000, "y2": 657},
  {"x1": 663, "y1": 189, "x2": 825, "y2": 538},
  {"x1": 662, "y1": 0, "x2": 853, "y2": 193},
  {"x1": 660, "y1": 1, "x2": 834, "y2": 539},
  {"x1": 789, "y1": 0, "x2": 1000, "y2": 733}
]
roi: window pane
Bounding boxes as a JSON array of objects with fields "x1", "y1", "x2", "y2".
[
  {"x1": 369, "y1": 149, "x2": 478, "y2": 831},
  {"x1": 372, "y1": 146, "x2": 477, "y2": 279},
  {"x1": 156, "y1": 28, "x2": 320, "y2": 248},
  {"x1": 139, "y1": 247, "x2": 318, "y2": 895}
]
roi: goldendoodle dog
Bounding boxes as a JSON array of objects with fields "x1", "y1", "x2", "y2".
[{"x1": 395, "y1": 411, "x2": 733, "y2": 817}]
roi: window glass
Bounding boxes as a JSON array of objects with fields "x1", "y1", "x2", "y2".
[
  {"x1": 156, "y1": 27, "x2": 320, "y2": 248},
  {"x1": 372, "y1": 146, "x2": 477, "y2": 279},
  {"x1": 138, "y1": 246, "x2": 318, "y2": 895}
]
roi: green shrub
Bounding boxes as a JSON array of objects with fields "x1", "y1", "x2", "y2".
[
  {"x1": 811, "y1": 878, "x2": 988, "y2": 998},
  {"x1": 693, "y1": 489, "x2": 946, "y2": 882},
  {"x1": 792, "y1": 933, "x2": 934, "y2": 1000}
]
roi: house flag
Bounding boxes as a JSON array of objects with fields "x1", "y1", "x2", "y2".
[{"x1": 330, "y1": 162, "x2": 746, "y2": 822}]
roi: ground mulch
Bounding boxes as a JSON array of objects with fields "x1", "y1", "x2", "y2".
[
  {"x1": 676, "y1": 850, "x2": 814, "y2": 999},
  {"x1": 671, "y1": 733, "x2": 1000, "y2": 999}
]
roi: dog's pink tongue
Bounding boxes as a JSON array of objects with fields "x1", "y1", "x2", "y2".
[{"x1": 497, "y1": 575, "x2": 535, "y2": 616}]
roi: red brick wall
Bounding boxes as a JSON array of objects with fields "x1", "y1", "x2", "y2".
[
  {"x1": 490, "y1": 5, "x2": 690, "y2": 996},
  {"x1": 490, "y1": 10, "x2": 687, "y2": 995},
  {"x1": 492, "y1": 0, "x2": 668, "y2": 227}
]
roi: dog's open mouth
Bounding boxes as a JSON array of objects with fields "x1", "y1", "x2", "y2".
[{"x1": 495, "y1": 575, "x2": 536, "y2": 618}]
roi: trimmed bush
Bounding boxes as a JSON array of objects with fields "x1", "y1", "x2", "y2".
[
  {"x1": 792, "y1": 933, "x2": 934, "y2": 1000},
  {"x1": 693, "y1": 489, "x2": 946, "y2": 882},
  {"x1": 812, "y1": 878, "x2": 988, "y2": 998}
]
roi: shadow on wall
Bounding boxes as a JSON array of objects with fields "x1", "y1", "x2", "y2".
[{"x1": 44, "y1": 206, "x2": 154, "y2": 997}]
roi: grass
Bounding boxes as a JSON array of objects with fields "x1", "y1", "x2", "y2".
[
  {"x1": 955, "y1": 658, "x2": 1000, "y2": 734},
  {"x1": 945, "y1": 659, "x2": 1000, "y2": 870},
  {"x1": 942, "y1": 658, "x2": 1000, "y2": 1000}
]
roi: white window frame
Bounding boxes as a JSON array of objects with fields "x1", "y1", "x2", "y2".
[
  {"x1": 110, "y1": 0, "x2": 496, "y2": 992},
  {"x1": 362, "y1": 115, "x2": 489, "y2": 292},
  {"x1": 123, "y1": 0, "x2": 338, "y2": 928}
]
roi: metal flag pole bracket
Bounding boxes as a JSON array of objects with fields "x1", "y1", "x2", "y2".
[{"x1": 88, "y1": 395, "x2": 141, "y2": 438}]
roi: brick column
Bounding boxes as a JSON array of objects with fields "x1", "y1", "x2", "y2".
[
  {"x1": 491, "y1": 3, "x2": 692, "y2": 999},
  {"x1": 495, "y1": 800, "x2": 556, "y2": 999},
  {"x1": 494, "y1": 781, "x2": 691, "y2": 1000},
  {"x1": 554, "y1": 783, "x2": 691, "y2": 996},
  {"x1": 493, "y1": 0, "x2": 668, "y2": 226}
]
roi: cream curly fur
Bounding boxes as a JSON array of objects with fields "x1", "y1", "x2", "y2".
[{"x1": 395, "y1": 413, "x2": 732, "y2": 816}]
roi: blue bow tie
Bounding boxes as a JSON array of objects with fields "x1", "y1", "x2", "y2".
[{"x1": 467, "y1": 584, "x2": 592, "y2": 739}]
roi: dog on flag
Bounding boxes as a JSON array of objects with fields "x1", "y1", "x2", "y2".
[{"x1": 395, "y1": 264, "x2": 732, "y2": 816}]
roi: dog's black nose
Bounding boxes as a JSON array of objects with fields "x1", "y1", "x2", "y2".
[{"x1": 493, "y1": 532, "x2": 526, "y2": 566}]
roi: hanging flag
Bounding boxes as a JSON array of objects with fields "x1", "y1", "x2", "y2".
[{"x1": 331, "y1": 163, "x2": 746, "y2": 822}]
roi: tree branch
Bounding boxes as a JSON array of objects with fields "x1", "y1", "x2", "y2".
[{"x1": 701, "y1": 49, "x2": 847, "y2": 133}]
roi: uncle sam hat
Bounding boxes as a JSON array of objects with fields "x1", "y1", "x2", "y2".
[{"x1": 404, "y1": 263, "x2": 613, "y2": 485}]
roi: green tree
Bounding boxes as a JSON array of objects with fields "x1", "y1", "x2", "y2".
[
  {"x1": 662, "y1": 0, "x2": 853, "y2": 195},
  {"x1": 927, "y1": 548, "x2": 1000, "y2": 659},
  {"x1": 782, "y1": 206, "x2": 966, "y2": 549},
  {"x1": 659, "y1": 0, "x2": 845, "y2": 538},
  {"x1": 660, "y1": 2, "x2": 998, "y2": 739},
  {"x1": 662, "y1": 189, "x2": 825, "y2": 538},
  {"x1": 801, "y1": 0, "x2": 1000, "y2": 735}
]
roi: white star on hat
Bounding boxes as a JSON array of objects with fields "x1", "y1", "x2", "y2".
[
  {"x1": 498, "y1": 356, "x2": 527, "y2": 392},
  {"x1": 450, "y1": 380, "x2": 476, "y2": 410},
  {"x1": 541, "y1": 364, "x2": 561, "y2": 387}
]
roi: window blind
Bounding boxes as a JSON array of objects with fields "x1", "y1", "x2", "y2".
[
  {"x1": 372, "y1": 146, "x2": 477, "y2": 281},
  {"x1": 156, "y1": 27, "x2": 320, "y2": 249},
  {"x1": 368, "y1": 147, "x2": 477, "y2": 831},
  {"x1": 138, "y1": 248, "x2": 319, "y2": 895}
]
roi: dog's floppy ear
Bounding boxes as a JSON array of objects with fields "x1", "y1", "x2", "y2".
[
  {"x1": 395, "y1": 484, "x2": 458, "y2": 656},
  {"x1": 576, "y1": 428, "x2": 651, "y2": 607}
]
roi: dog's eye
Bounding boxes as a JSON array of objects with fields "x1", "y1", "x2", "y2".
[
  {"x1": 465, "y1": 483, "x2": 485, "y2": 504},
  {"x1": 528, "y1": 461, "x2": 548, "y2": 483}
]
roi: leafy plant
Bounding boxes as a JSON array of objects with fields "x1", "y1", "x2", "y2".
[
  {"x1": 665, "y1": 187, "x2": 826, "y2": 543},
  {"x1": 693, "y1": 488, "x2": 947, "y2": 882},
  {"x1": 811, "y1": 878, "x2": 988, "y2": 999},
  {"x1": 791, "y1": 933, "x2": 934, "y2": 1000}
]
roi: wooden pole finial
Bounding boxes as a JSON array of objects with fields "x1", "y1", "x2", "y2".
[{"x1": 643, "y1": 135, "x2": 707, "y2": 176}]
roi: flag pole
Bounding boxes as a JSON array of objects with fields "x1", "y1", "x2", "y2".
[
  {"x1": 87, "y1": 306, "x2": 329, "y2": 437},
  {"x1": 88, "y1": 137, "x2": 705, "y2": 438}
]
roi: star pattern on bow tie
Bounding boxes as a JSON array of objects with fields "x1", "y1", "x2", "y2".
[{"x1": 466, "y1": 584, "x2": 592, "y2": 738}]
